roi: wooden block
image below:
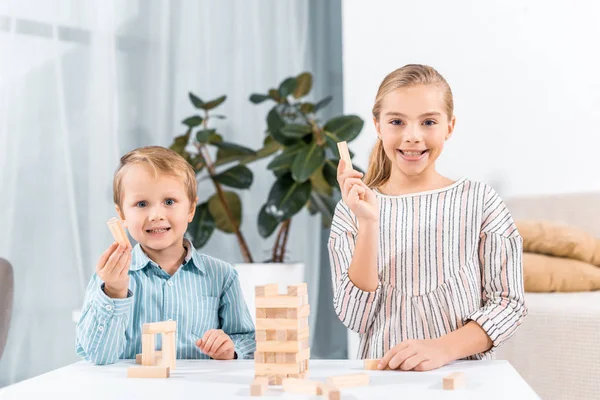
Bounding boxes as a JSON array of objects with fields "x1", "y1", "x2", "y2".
[
  {"x1": 327, "y1": 373, "x2": 369, "y2": 388},
  {"x1": 287, "y1": 304, "x2": 310, "y2": 319},
  {"x1": 276, "y1": 330, "x2": 287, "y2": 341},
  {"x1": 364, "y1": 359, "x2": 391, "y2": 370},
  {"x1": 288, "y1": 371, "x2": 309, "y2": 379},
  {"x1": 255, "y1": 284, "x2": 279, "y2": 298},
  {"x1": 142, "y1": 320, "x2": 177, "y2": 334},
  {"x1": 256, "y1": 338, "x2": 309, "y2": 353},
  {"x1": 320, "y1": 383, "x2": 341, "y2": 400},
  {"x1": 255, "y1": 317, "x2": 308, "y2": 330},
  {"x1": 127, "y1": 366, "x2": 170, "y2": 378},
  {"x1": 254, "y1": 351, "x2": 265, "y2": 363},
  {"x1": 443, "y1": 372, "x2": 465, "y2": 390},
  {"x1": 286, "y1": 283, "x2": 307, "y2": 296},
  {"x1": 337, "y1": 141, "x2": 353, "y2": 171},
  {"x1": 136, "y1": 351, "x2": 161, "y2": 364},
  {"x1": 255, "y1": 296, "x2": 303, "y2": 308},
  {"x1": 266, "y1": 309, "x2": 279, "y2": 318},
  {"x1": 265, "y1": 352, "x2": 276, "y2": 364},
  {"x1": 256, "y1": 330, "x2": 267, "y2": 342},
  {"x1": 256, "y1": 308, "x2": 267, "y2": 318},
  {"x1": 287, "y1": 327, "x2": 309, "y2": 341},
  {"x1": 255, "y1": 362, "x2": 304, "y2": 375},
  {"x1": 107, "y1": 217, "x2": 130, "y2": 247},
  {"x1": 141, "y1": 333, "x2": 155, "y2": 366},
  {"x1": 161, "y1": 331, "x2": 176, "y2": 370},
  {"x1": 282, "y1": 378, "x2": 322, "y2": 395},
  {"x1": 285, "y1": 348, "x2": 310, "y2": 363},
  {"x1": 275, "y1": 352, "x2": 287, "y2": 364},
  {"x1": 265, "y1": 375, "x2": 285, "y2": 386},
  {"x1": 302, "y1": 294, "x2": 309, "y2": 305},
  {"x1": 250, "y1": 377, "x2": 268, "y2": 396}
]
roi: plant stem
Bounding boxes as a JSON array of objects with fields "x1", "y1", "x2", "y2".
[
  {"x1": 272, "y1": 221, "x2": 285, "y2": 263},
  {"x1": 272, "y1": 219, "x2": 291, "y2": 263},
  {"x1": 279, "y1": 219, "x2": 291, "y2": 263},
  {"x1": 200, "y1": 113, "x2": 254, "y2": 263}
]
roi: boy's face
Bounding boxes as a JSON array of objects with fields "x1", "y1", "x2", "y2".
[
  {"x1": 374, "y1": 85, "x2": 456, "y2": 177},
  {"x1": 116, "y1": 163, "x2": 195, "y2": 252}
]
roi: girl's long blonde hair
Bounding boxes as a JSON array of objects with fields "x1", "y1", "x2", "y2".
[{"x1": 363, "y1": 64, "x2": 454, "y2": 188}]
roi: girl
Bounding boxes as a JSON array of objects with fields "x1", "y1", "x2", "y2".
[{"x1": 328, "y1": 64, "x2": 527, "y2": 372}]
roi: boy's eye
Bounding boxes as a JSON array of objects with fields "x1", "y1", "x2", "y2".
[
  {"x1": 165, "y1": 199, "x2": 175, "y2": 206},
  {"x1": 136, "y1": 201, "x2": 147, "y2": 208},
  {"x1": 423, "y1": 119, "x2": 437, "y2": 126},
  {"x1": 390, "y1": 119, "x2": 403, "y2": 126}
]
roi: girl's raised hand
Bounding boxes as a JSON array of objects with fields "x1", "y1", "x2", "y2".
[{"x1": 337, "y1": 159, "x2": 378, "y2": 222}]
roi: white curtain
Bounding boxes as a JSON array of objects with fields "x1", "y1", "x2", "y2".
[{"x1": 0, "y1": 0, "x2": 337, "y2": 386}]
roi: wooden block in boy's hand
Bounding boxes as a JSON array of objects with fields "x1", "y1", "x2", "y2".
[
  {"x1": 337, "y1": 141, "x2": 353, "y2": 172},
  {"x1": 107, "y1": 217, "x2": 130, "y2": 247}
]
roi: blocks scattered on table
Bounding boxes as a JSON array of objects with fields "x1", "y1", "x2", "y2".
[
  {"x1": 250, "y1": 377, "x2": 268, "y2": 396},
  {"x1": 253, "y1": 283, "x2": 311, "y2": 393},
  {"x1": 127, "y1": 320, "x2": 177, "y2": 378},
  {"x1": 326, "y1": 373, "x2": 370, "y2": 388},
  {"x1": 443, "y1": 372, "x2": 466, "y2": 390}
]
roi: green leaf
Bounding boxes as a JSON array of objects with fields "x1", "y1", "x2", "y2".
[
  {"x1": 250, "y1": 94, "x2": 271, "y2": 104},
  {"x1": 310, "y1": 165, "x2": 333, "y2": 196},
  {"x1": 323, "y1": 159, "x2": 339, "y2": 188},
  {"x1": 291, "y1": 143, "x2": 325, "y2": 183},
  {"x1": 196, "y1": 129, "x2": 217, "y2": 144},
  {"x1": 239, "y1": 140, "x2": 281, "y2": 165},
  {"x1": 213, "y1": 165, "x2": 253, "y2": 189},
  {"x1": 199, "y1": 95, "x2": 226, "y2": 111},
  {"x1": 182, "y1": 115, "x2": 204, "y2": 128},
  {"x1": 266, "y1": 143, "x2": 306, "y2": 171},
  {"x1": 188, "y1": 202, "x2": 215, "y2": 248},
  {"x1": 293, "y1": 72, "x2": 312, "y2": 98},
  {"x1": 279, "y1": 77, "x2": 297, "y2": 98},
  {"x1": 300, "y1": 103, "x2": 315, "y2": 114},
  {"x1": 268, "y1": 89, "x2": 282, "y2": 103},
  {"x1": 323, "y1": 115, "x2": 364, "y2": 142},
  {"x1": 280, "y1": 124, "x2": 312, "y2": 139},
  {"x1": 314, "y1": 96, "x2": 333, "y2": 112},
  {"x1": 267, "y1": 107, "x2": 300, "y2": 146},
  {"x1": 189, "y1": 92, "x2": 204, "y2": 108},
  {"x1": 211, "y1": 141, "x2": 256, "y2": 156},
  {"x1": 265, "y1": 173, "x2": 312, "y2": 221},
  {"x1": 169, "y1": 129, "x2": 191, "y2": 156},
  {"x1": 257, "y1": 204, "x2": 280, "y2": 238},
  {"x1": 208, "y1": 191, "x2": 242, "y2": 234}
]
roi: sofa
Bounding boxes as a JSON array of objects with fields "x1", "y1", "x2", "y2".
[{"x1": 496, "y1": 191, "x2": 600, "y2": 400}]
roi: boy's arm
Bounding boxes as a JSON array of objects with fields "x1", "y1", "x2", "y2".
[
  {"x1": 219, "y1": 268, "x2": 256, "y2": 359},
  {"x1": 75, "y1": 273, "x2": 134, "y2": 365}
]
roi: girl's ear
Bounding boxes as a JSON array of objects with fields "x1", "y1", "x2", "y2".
[
  {"x1": 115, "y1": 205, "x2": 126, "y2": 227},
  {"x1": 445, "y1": 115, "x2": 457, "y2": 141},
  {"x1": 373, "y1": 117, "x2": 381, "y2": 139}
]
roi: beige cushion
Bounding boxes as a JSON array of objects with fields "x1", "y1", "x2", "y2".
[
  {"x1": 517, "y1": 220, "x2": 600, "y2": 267},
  {"x1": 524, "y1": 252, "x2": 600, "y2": 292}
]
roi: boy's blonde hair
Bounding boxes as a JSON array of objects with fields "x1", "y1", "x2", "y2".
[
  {"x1": 364, "y1": 64, "x2": 454, "y2": 188},
  {"x1": 113, "y1": 146, "x2": 197, "y2": 208}
]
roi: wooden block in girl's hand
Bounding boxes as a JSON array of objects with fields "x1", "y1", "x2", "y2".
[
  {"x1": 107, "y1": 217, "x2": 130, "y2": 247},
  {"x1": 337, "y1": 141, "x2": 353, "y2": 171}
]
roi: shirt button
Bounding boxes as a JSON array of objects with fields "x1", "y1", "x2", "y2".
[
  {"x1": 98, "y1": 326, "x2": 105, "y2": 332},
  {"x1": 167, "y1": 281, "x2": 173, "y2": 287},
  {"x1": 105, "y1": 305, "x2": 113, "y2": 311}
]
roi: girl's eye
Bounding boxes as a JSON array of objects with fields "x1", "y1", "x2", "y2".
[
  {"x1": 390, "y1": 119, "x2": 403, "y2": 126},
  {"x1": 165, "y1": 199, "x2": 175, "y2": 206},
  {"x1": 423, "y1": 119, "x2": 437, "y2": 126},
  {"x1": 136, "y1": 201, "x2": 147, "y2": 208}
]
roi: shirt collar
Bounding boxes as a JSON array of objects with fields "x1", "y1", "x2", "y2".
[{"x1": 129, "y1": 238, "x2": 206, "y2": 274}]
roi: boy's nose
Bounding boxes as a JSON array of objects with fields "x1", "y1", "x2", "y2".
[{"x1": 148, "y1": 211, "x2": 165, "y2": 221}]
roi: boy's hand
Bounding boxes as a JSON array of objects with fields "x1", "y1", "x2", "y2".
[
  {"x1": 196, "y1": 329, "x2": 236, "y2": 360},
  {"x1": 378, "y1": 338, "x2": 450, "y2": 372},
  {"x1": 96, "y1": 242, "x2": 131, "y2": 299}
]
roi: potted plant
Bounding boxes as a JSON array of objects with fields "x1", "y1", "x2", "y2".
[{"x1": 169, "y1": 72, "x2": 363, "y2": 311}]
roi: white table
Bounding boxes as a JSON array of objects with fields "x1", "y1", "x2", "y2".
[{"x1": 0, "y1": 359, "x2": 540, "y2": 399}]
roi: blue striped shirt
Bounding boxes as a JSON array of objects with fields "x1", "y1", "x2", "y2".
[{"x1": 75, "y1": 239, "x2": 256, "y2": 365}]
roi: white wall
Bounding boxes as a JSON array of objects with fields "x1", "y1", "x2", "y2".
[{"x1": 342, "y1": 0, "x2": 600, "y2": 199}]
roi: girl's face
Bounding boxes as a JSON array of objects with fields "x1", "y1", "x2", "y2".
[{"x1": 374, "y1": 85, "x2": 455, "y2": 178}]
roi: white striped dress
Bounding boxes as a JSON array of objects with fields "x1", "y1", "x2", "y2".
[{"x1": 328, "y1": 177, "x2": 527, "y2": 360}]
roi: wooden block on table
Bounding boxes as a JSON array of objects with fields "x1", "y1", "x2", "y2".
[
  {"x1": 443, "y1": 372, "x2": 465, "y2": 390},
  {"x1": 255, "y1": 296, "x2": 304, "y2": 308},
  {"x1": 319, "y1": 383, "x2": 341, "y2": 400},
  {"x1": 141, "y1": 333, "x2": 155, "y2": 366},
  {"x1": 326, "y1": 373, "x2": 370, "y2": 388},
  {"x1": 286, "y1": 283, "x2": 307, "y2": 296},
  {"x1": 255, "y1": 284, "x2": 279, "y2": 298},
  {"x1": 255, "y1": 362, "x2": 305, "y2": 375},
  {"x1": 161, "y1": 331, "x2": 177, "y2": 370},
  {"x1": 107, "y1": 217, "x2": 130, "y2": 247},
  {"x1": 287, "y1": 304, "x2": 310, "y2": 319},
  {"x1": 254, "y1": 351, "x2": 265, "y2": 363},
  {"x1": 136, "y1": 351, "x2": 161, "y2": 364},
  {"x1": 282, "y1": 378, "x2": 322, "y2": 395},
  {"x1": 142, "y1": 320, "x2": 177, "y2": 334},
  {"x1": 255, "y1": 317, "x2": 308, "y2": 330},
  {"x1": 275, "y1": 352, "x2": 287, "y2": 364},
  {"x1": 127, "y1": 366, "x2": 170, "y2": 378},
  {"x1": 337, "y1": 141, "x2": 353, "y2": 171},
  {"x1": 256, "y1": 338, "x2": 309, "y2": 353},
  {"x1": 364, "y1": 359, "x2": 390, "y2": 370},
  {"x1": 250, "y1": 377, "x2": 268, "y2": 396}
]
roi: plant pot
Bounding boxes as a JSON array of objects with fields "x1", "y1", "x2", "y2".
[{"x1": 233, "y1": 262, "x2": 305, "y2": 323}]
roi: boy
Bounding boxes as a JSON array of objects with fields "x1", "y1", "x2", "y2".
[{"x1": 76, "y1": 146, "x2": 255, "y2": 364}]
